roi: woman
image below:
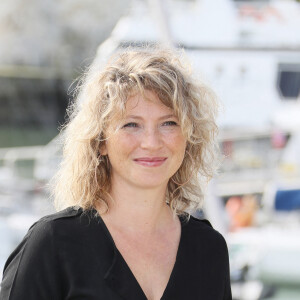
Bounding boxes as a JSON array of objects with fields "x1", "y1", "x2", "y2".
[{"x1": 0, "y1": 48, "x2": 232, "y2": 300}]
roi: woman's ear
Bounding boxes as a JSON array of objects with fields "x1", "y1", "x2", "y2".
[{"x1": 99, "y1": 142, "x2": 108, "y2": 156}]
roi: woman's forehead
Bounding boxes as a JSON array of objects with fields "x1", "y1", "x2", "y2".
[{"x1": 125, "y1": 91, "x2": 173, "y2": 112}]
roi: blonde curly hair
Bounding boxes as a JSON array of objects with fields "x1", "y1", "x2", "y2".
[{"x1": 53, "y1": 47, "x2": 220, "y2": 216}]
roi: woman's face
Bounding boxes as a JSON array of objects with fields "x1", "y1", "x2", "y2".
[{"x1": 101, "y1": 90, "x2": 187, "y2": 191}]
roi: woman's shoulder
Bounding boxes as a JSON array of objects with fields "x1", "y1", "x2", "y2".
[
  {"x1": 188, "y1": 215, "x2": 213, "y2": 228},
  {"x1": 33, "y1": 205, "x2": 84, "y2": 225},
  {"x1": 2, "y1": 206, "x2": 109, "y2": 273},
  {"x1": 20, "y1": 206, "x2": 83, "y2": 239},
  {"x1": 0, "y1": 207, "x2": 110, "y2": 299},
  {"x1": 25, "y1": 206, "x2": 105, "y2": 241},
  {"x1": 183, "y1": 214, "x2": 229, "y2": 249},
  {"x1": 182, "y1": 214, "x2": 214, "y2": 231},
  {"x1": 4, "y1": 207, "x2": 85, "y2": 254},
  {"x1": 7, "y1": 207, "x2": 101, "y2": 257}
]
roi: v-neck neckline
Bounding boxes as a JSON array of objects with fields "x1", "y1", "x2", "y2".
[
  {"x1": 92, "y1": 208, "x2": 188, "y2": 300},
  {"x1": 160, "y1": 215, "x2": 186, "y2": 299}
]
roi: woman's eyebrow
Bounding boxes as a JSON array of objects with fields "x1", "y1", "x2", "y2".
[{"x1": 125, "y1": 114, "x2": 176, "y2": 120}]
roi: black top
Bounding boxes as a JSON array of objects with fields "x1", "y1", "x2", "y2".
[{"x1": 0, "y1": 206, "x2": 232, "y2": 300}]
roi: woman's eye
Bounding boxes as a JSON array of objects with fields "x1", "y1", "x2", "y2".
[
  {"x1": 122, "y1": 122, "x2": 139, "y2": 128},
  {"x1": 163, "y1": 121, "x2": 178, "y2": 126}
]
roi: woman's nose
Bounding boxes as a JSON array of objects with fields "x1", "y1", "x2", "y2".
[{"x1": 140, "y1": 128, "x2": 163, "y2": 150}]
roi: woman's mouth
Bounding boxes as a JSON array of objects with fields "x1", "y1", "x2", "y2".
[{"x1": 133, "y1": 157, "x2": 167, "y2": 167}]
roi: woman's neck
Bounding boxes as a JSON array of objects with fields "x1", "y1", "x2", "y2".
[{"x1": 98, "y1": 180, "x2": 174, "y2": 235}]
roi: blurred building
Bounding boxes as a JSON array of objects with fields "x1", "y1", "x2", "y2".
[{"x1": 0, "y1": 0, "x2": 129, "y2": 147}]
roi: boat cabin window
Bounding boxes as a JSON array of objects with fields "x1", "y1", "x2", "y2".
[{"x1": 277, "y1": 64, "x2": 300, "y2": 100}]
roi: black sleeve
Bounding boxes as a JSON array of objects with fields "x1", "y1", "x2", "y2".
[
  {"x1": 0, "y1": 220, "x2": 64, "y2": 300},
  {"x1": 222, "y1": 235, "x2": 232, "y2": 300}
]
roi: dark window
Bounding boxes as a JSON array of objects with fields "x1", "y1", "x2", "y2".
[{"x1": 277, "y1": 64, "x2": 300, "y2": 100}]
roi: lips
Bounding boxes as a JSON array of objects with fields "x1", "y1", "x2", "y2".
[{"x1": 133, "y1": 157, "x2": 167, "y2": 167}]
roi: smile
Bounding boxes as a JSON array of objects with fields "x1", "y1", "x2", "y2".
[{"x1": 133, "y1": 157, "x2": 167, "y2": 167}]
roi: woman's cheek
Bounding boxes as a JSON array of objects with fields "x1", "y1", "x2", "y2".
[{"x1": 118, "y1": 133, "x2": 140, "y2": 149}]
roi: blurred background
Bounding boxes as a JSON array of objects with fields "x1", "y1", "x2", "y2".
[{"x1": 0, "y1": 0, "x2": 300, "y2": 299}]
